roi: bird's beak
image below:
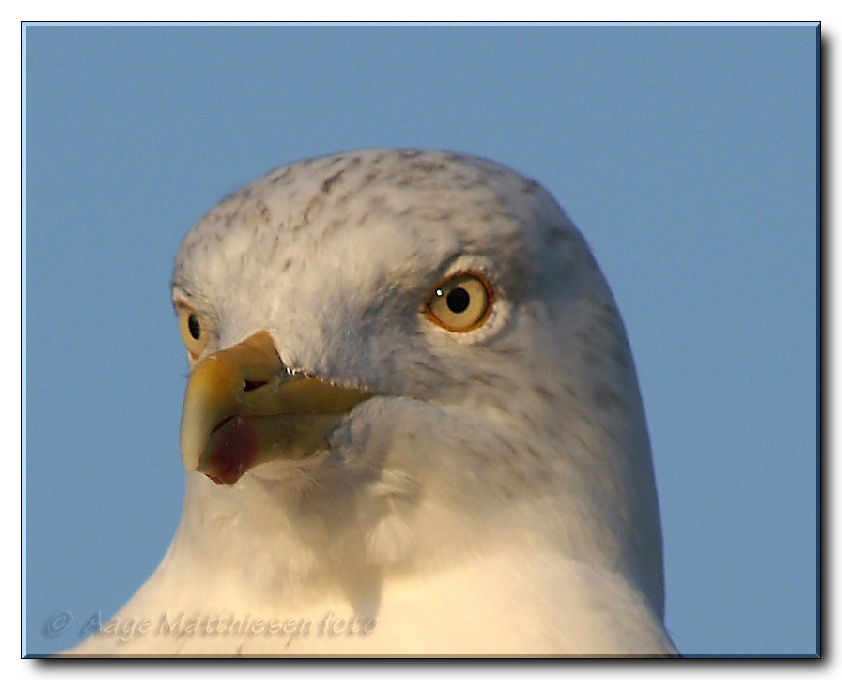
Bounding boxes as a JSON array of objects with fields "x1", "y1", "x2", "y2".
[{"x1": 180, "y1": 331, "x2": 372, "y2": 485}]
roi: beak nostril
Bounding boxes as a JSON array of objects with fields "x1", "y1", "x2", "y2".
[{"x1": 243, "y1": 379, "x2": 267, "y2": 393}]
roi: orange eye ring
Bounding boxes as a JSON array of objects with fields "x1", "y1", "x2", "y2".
[
  {"x1": 425, "y1": 271, "x2": 494, "y2": 332},
  {"x1": 177, "y1": 304, "x2": 211, "y2": 359}
]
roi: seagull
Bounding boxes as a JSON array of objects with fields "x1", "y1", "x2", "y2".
[{"x1": 66, "y1": 149, "x2": 677, "y2": 656}]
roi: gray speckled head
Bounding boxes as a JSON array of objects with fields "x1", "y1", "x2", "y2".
[
  {"x1": 65, "y1": 148, "x2": 678, "y2": 657},
  {"x1": 170, "y1": 148, "x2": 666, "y2": 620}
]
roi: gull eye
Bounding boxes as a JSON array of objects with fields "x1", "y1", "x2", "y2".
[
  {"x1": 177, "y1": 305, "x2": 211, "y2": 359},
  {"x1": 426, "y1": 272, "x2": 493, "y2": 332}
]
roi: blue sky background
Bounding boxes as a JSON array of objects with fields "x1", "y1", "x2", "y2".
[{"x1": 23, "y1": 24, "x2": 818, "y2": 657}]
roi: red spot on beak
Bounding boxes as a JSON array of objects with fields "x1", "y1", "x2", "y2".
[{"x1": 203, "y1": 418, "x2": 258, "y2": 485}]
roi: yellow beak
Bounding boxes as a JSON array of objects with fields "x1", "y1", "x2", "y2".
[{"x1": 181, "y1": 331, "x2": 372, "y2": 485}]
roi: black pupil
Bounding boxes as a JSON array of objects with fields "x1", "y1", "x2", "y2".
[
  {"x1": 188, "y1": 314, "x2": 201, "y2": 340},
  {"x1": 446, "y1": 287, "x2": 471, "y2": 314}
]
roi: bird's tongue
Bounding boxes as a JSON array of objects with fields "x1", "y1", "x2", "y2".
[{"x1": 204, "y1": 418, "x2": 258, "y2": 485}]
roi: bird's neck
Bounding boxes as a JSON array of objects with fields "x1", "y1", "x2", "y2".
[{"x1": 165, "y1": 467, "x2": 427, "y2": 613}]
